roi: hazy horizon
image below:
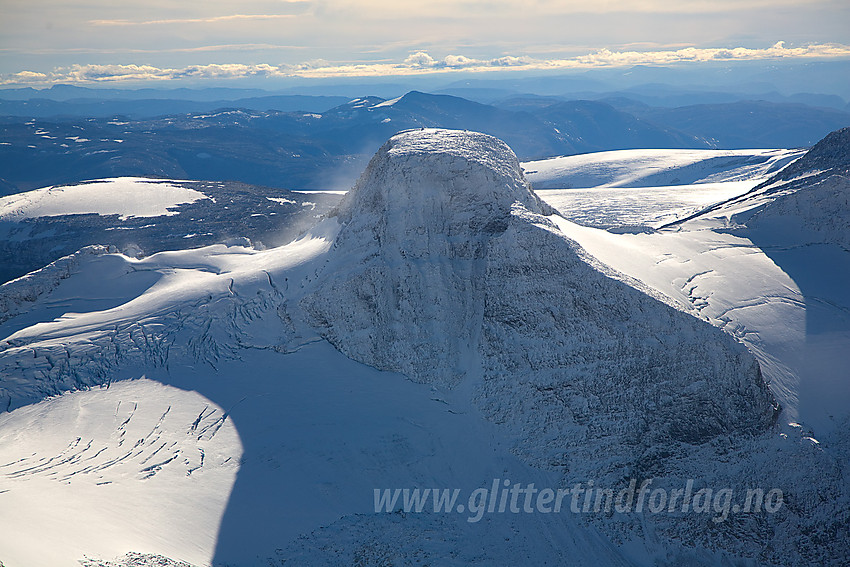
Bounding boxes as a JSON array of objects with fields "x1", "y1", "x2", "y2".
[{"x1": 2, "y1": 0, "x2": 849, "y2": 89}]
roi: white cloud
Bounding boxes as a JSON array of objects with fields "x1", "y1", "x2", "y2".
[
  {"x1": 3, "y1": 42, "x2": 849, "y2": 85},
  {"x1": 490, "y1": 56, "x2": 535, "y2": 67},
  {"x1": 401, "y1": 53, "x2": 538, "y2": 70},
  {"x1": 566, "y1": 41, "x2": 850, "y2": 68},
  {"x1": 40, "y1": 63, "x2": 290, "y2": 84},
  {"x1": 442, "y1": 55, "x2": 476, "y2": 68},
  {"x1": 404, "y1": 52, "x2": 436, "y2": 67}
]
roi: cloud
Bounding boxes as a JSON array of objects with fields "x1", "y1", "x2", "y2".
[
  {"x1": 3, "y1": 42, "x2": 849, "y2": 85},
  {"x1": 5, "y1": 70, "x2": 49, "y2": 82},
  {"x1": 401, "y1": 52, "x2": 533, "y2": 70},
  {"x1": 544, "y1": 42, "x2": 850, "y2": 69},
  {"x1": 46, "y1": 63, "x2": 290, "y2": 83},
  {"x1": 404, "y1": 52, "x2": 436, "y2": 67},
  {"x1": 490, "y1": 56, "x2": 535, "y2": 67}
]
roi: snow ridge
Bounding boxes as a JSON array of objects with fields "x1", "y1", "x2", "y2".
[
  {"x1": 739, "y1": 127, "x2": 850, "y2": 248},
  {"x1": 662, "y1": 127, "x2": 850, "y2": 241},
  {"x1": 0, "y1": 245, "x2": 116, "y2": 326},
  {"x1": 758, "y1": 126, "x2": 850, "y2": 185}
]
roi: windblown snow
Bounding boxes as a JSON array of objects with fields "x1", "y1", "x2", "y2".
[{"x1": 0, "y1": 128, "x2": 847, "y2": 567}]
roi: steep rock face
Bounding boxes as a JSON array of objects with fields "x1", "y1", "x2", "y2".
[
  {"x1": 478, "y1": 211, "x2": 774, "y2": 471},
  {"x1": 760, "y1": 126, "x2": 850, "y2": 184},
  {"x1": 302, "y1": 129, "x2": 553, "y2": 386},
  {"x1": 302, "y1": 128, "x2": 777, "y2": 466}
]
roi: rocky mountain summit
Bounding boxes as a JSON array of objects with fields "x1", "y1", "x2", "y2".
[{"x1": 303, "y1": 129, "x2": 778, "y2": 471}]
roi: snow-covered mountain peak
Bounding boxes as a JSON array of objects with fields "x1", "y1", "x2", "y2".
[
  {"x1": 335, "y1": 128, "x2": 553, "y2": 228},
  {"x1": 303, "y1": 129, "x2": 777, "y2": 456},
  {"x1": 306, "y1": 128, "x2": 555, "y2": 386}
]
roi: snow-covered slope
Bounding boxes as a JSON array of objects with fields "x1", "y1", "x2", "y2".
[
  {"x1": 517, "y1": 130, "x2": 850, "y2": 445},
  {"x1": 0, "y1": 129, "x2": 847, "y2": 566},
  {"x1": 645, "y1": 127, "x2": 850, "y2": 437},
  {"x1": 523, "y1": 148, "x2": 806, "y2": 229},
  {"x1": 0, "y1": 177, "x2": 338, "y2": 285},
  {"x1": 665, "y1": 127, "x2": 850, "y2": 249},
  {"x1": 542, "y1": 130, "x2": 850, "y2": 565},
  {"x1": 0, "y1": 231, "x2": 623, "y2": 567},
  {"x1": 0, "y1": 378, "x2": 241, "y2": 566},
  {"x1": 0, "y1": 178, "x2": 207, "y2": 220},
  {"x1": 522, "y1": 148, "x2": 804, "y2": 189}
]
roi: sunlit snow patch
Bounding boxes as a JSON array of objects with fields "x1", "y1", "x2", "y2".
[
  {"x1": 0, "y1": 177, "x2": 209, "y2": 221},
  {"x1": 523, "y1": 148, "x2": 804, "y2": 189},
  {"x1": 0, "y1": 378, "x2": 242, "y2": 567}
]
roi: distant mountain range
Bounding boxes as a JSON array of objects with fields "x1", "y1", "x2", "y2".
[
  {"x1": 0, "y1": 94, "x2": 351, "y2": 120},
  {"x1": 621, "y1": 100, "x2": 850, "y2": 148},
  {"x1": 4, "y1": 60, "x2": 848, "y2": 106},
  {"x1": 1, "y1": 90, "x2": 848, "y2": 194},
  {"x1": 496, "y1": 97, "x2": 706, "y2": 150}
]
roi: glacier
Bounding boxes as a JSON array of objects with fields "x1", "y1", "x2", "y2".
[{"x1": 0, "y1": 128, "x2": 847, "y2": 566}]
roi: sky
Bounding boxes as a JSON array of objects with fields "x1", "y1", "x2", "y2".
[{"x1": 1, "y1": 0, "x2": 849, "y2": 86}]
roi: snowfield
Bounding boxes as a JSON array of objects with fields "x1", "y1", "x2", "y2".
[
  {"x1": 0, "y1": 129, "x2": 848, "y2": 566},
  {"x1": 0, "y1": 233, "x2": 612, "y2": 566},
  {"x1": 0, "y1": 177, "x2": 338, "y2": 287},
  {"x1": 549, "y1": 217, "x2": 849, "y2": 438},
  {"x1": 0, "y1": 378, "x2": 241, "y2": 566},
  {"x1": 522, "y1": 148, "x2": 805, "y2": 189},
  {"x1": 525, "y1": 148, "x2": 806, "y2": 228},
  {"x1": 535, "y1": 180, "x2": 755, "y2": 228},
  {"x1": 534, "y1": 129, "x2": 850, "y2": 440},
  {"x1": 0, "y1": 177, "x2": 208, "y2": 221}
]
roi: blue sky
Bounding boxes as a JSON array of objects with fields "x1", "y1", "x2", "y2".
[{"x1": 1, "y1": 0, "x2": 849, "y2": 86}]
